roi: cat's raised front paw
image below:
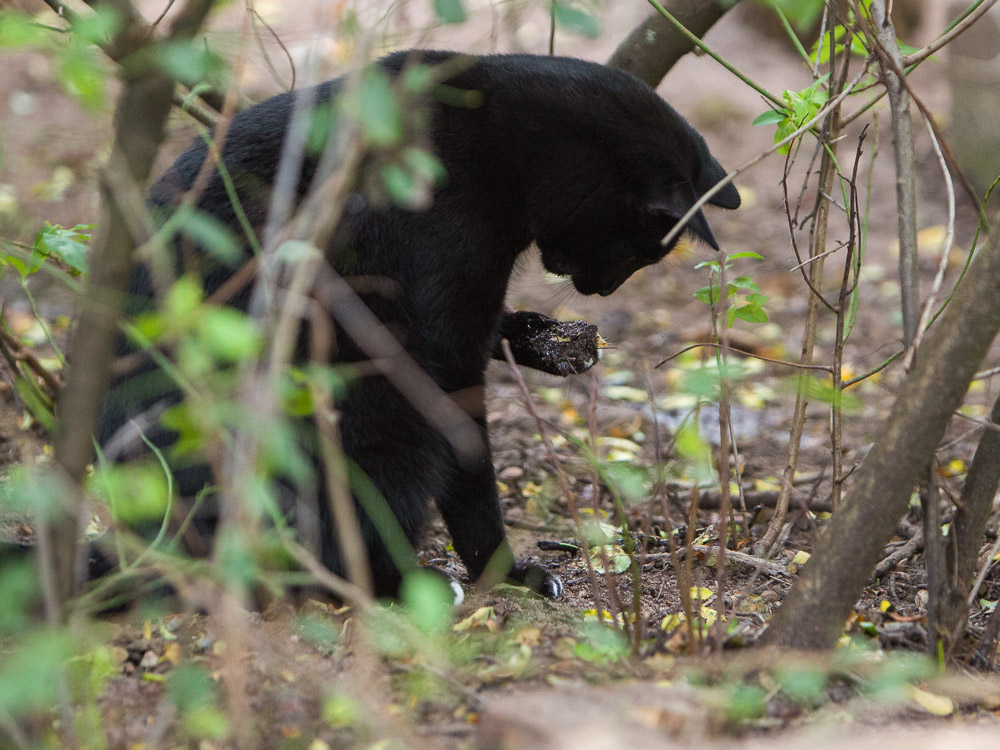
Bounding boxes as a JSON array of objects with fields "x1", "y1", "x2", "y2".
[{"x1": 509, "y1": 558, "x2": 563, "y2": 599}]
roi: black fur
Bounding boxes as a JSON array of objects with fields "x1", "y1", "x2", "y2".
[{"x1": 96, "y1": 50, "x2": 739, "y2": 600}]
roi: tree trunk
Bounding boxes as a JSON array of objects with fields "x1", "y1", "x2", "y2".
[
  {"x1": 940, "y1": 391, "x2": 1000, "y2": 651},
  {"x1": 762, "y1": 219, "x2": 1000, "y2": 650},
  {"x1": 607, "y1": 0, "x2": 742, "y2": 87},
  {"x1": 49, "y1": 0, "x2": 217, "y2": 611}
]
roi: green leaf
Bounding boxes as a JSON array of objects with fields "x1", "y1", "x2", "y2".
[
  {"x1": 601, "y1": 462, "x2": 648, "y2": 505},
  {"x1": 725, "y1": 250, "x2": 765, "y2": 261},
  {"x1": 675, "y1": 421, "x2": 715, "y2": 485},
  {"x1": 402, "y1": 147, "x2": 446, "y2": 185},
  {"x1": 184, "y1": 706, "x2": 230, "y2": 740},
  {"x1": 215, "y1": 528, "x2": 258, "y2": 589},
  {"x1": 722, "y1": 683, "x2": 767, "y2": 722},
  {"x1": 777, "y1": 664, "x2": 828, "y2": 705},
  {"x1": 280, "y1": 375, "x2": 315, "y2": 418},
  {"x1": 552, "y1": 2, "x2": 601, "y2": 38},
  {"x1": 358, "y1": 66, "x2": 403, "y2": 147},
  {"x1": 401, "y1": 568, "x2": 454, "y2": 634},
  {"x1": 159, "y1": 403, "x2": 208, "y2": 456},
  {"x1": 694, "y1": 285, "x2": 720, "y2": 305},
  {"x1": 164, "y1": 275, "x2": 204, "y2": 322},
  {"x1": 731, "y1": 303, "x2": 769, "y2": 324},
  {"x1": 298, "y1": 614, "x2": 340, "y2": 652},
  {"x1": 34, "y1": 223, "x2": 92, "y2": 275},
  {"x1": 306, "y1": 100, "x2": 336, "y2": 156},
  {"x1": 765, "y1": 0, "x2": 823, "y2": 32},
  {"x1": 323, "y1": 692, "x2": 362, "y2": 728},
  {"x1": 0, "y1": 630, "x2": 76, "y2": 715},
  {"x1": 729, "y1": 275, "x2": 761, "y2": 292},
  {"x1": 57, "y1": 41, "x2": 106, "y2": 110},
  {"x1": 180, "y1": 211, "x2": 241, "y2": 265},
  {"x1": 154, "y1": 40, "x2": 225, "y2": 84},
  {"x1": 785, "y1": 374, "x2": 862, "y2": 411},
  {"x1": 71, "y1": 6, "x2": 122, "y2": 45},
  {"x1": 0, "y1": 12, "x2": 47, "y2": 47},
  {"x1": 574, "y1": 621, "x2": 628, "y2": 663},
  {"x1": 90, "y1": 463, "x2": 170, "y2": 525},
  {"x1": 196, "y1": 307, "x2": 262, "y2": 362},
  {"x1": 402, "y1": 64, "x2": 436, "y2": 93},
  {"x1": 433, "y1": 0, "x2": 468, "y2": 25},
  {"x1": 4, "y1": 254, "x2": 28, "y2": 279},
  {"x1": 0, "y1": 557, "x2": 41, "y2": 636},
  {"x1": 752, "y1": 109, "x2": 786, "y2": 126}
]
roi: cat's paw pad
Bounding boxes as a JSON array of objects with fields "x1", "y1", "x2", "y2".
[{"x1": 509, "y1": 559, "x2": 563, "y2": 599}]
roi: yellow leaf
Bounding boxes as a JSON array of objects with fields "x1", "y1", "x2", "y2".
[
  {"x1": 791, "y1": 551, "x2": 810, "y2": 565},
  {"x1": 753, "y1": 477, "x2": 782, "y2": 492},
  {"x1": 661, "y1": 612, "x2": 685, "y2": 631},
  {"x1": 596, "y1": 436, "x2": 642, "y2": 454},
  {"x1": 453, "y1": 606, "x2": 498, "y2": 632},
  {"x1": 698, "y1": 606, "x2": 718, "y2": 626},
  {"x1": 689, "y1": 586, "x2": 715, "y2": 603},
  {"x1": 603, "y1": 386, "x2": 649, "y2": 403},
  {"x1": 935, "y1": 459, "x2": 966, "y2": 478},
  {"x1": 909, "y1": 686, "x2": 954, "y2": 716},
  {"x1": 560, "y1": 406, "x2": 580, "y2": 425},
  {"x1": 521, "y1": 481, "x2": 542, "y2": 498},
  {"x1": 583, "y1": 608, "x2": 623, "y2": 625},
  {"x1": 162, "y1": 642, "x2": 181, "y2": 666},
  {"x1": 515, "y1": 626, "x2": 541, "y2": 647},
  {"x1": 589, "y1": 544, "x2": 631, "y2": 575}
]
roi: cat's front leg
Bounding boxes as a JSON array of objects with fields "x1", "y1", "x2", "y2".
[
  {"x1": 435, "y1": 417, "x2": 562, "y2": 599},
  {"x1": 492, "y1": 310, "x2": 602, "y2": 377}
]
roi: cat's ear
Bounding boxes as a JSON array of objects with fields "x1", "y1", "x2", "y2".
[
  {"x1": 645, "y1": 191, "x2": 720, "y2": 251},
  {"x1": 697, "y1": 156, "x2": 741, "y2": 210}
]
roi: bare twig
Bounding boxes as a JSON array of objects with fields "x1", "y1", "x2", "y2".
[
  {"x1": 873, "y1": 524, "x2": 923, "y2": 579},
  {"x1": 0, "y1": 324, "x2": 63, "y2": 396},
  {"x1": 656, "y1": 341, "x2": 832, "y2": 372},
  {"x1": 760, "y1": 38, "x2": 849, "y2": 554},
  {"x1": 911, "y1": 115, "x2": 957, "y2": 354},
  {"x1": 658, "y1": 64, "x2": 871, "y2": 251},
  {"x1": 645, "y1": 545, "x2": 789, "y2": 578},
  {"x1": 901, "y1": 0, "x2": 1000, "y2": 66}
]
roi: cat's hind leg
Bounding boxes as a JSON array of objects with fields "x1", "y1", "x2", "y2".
[{"x1": 434, "y1": 418, "x2": 562, "y2": 599}]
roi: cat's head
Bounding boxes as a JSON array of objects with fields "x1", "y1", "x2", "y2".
[{"x1": 526, "y1": 65, "x2": 741, "y2": 297}]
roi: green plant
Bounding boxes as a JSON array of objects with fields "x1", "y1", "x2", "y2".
[{"x1": 694, "y1": 251, "x2": 769, "y2": 326}]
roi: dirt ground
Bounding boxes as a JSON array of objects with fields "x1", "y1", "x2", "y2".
[{"x1": 2, "y1": 1, "x2": 1000, "y2": 748}]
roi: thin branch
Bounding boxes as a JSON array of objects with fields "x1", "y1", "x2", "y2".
[
  {"x1": 658, "y1": 65, "x2": 871, "y2": 251},
  {"x1": 0, "y1": 324, "x2": 63, "y2": 396},
  {"x1": 910, "y1": 115, "x2": 957, "y2": 356},
  {"x1": 643, "y1": 0, "x2": 782, "y2": 107},
  {"x1": 655, "y1": 341, "x2": 833, "y2": 373},
  {"x1": 866, "y1": 0, "x2": 920, "y2": 349},
  {"x1": 902, "y1": 0, "x2": 1000, "y2": 66}
]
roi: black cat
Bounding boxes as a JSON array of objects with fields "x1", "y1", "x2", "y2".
[{"x1": 95, "y1": 49, "x2": 740, "y2": 600}]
